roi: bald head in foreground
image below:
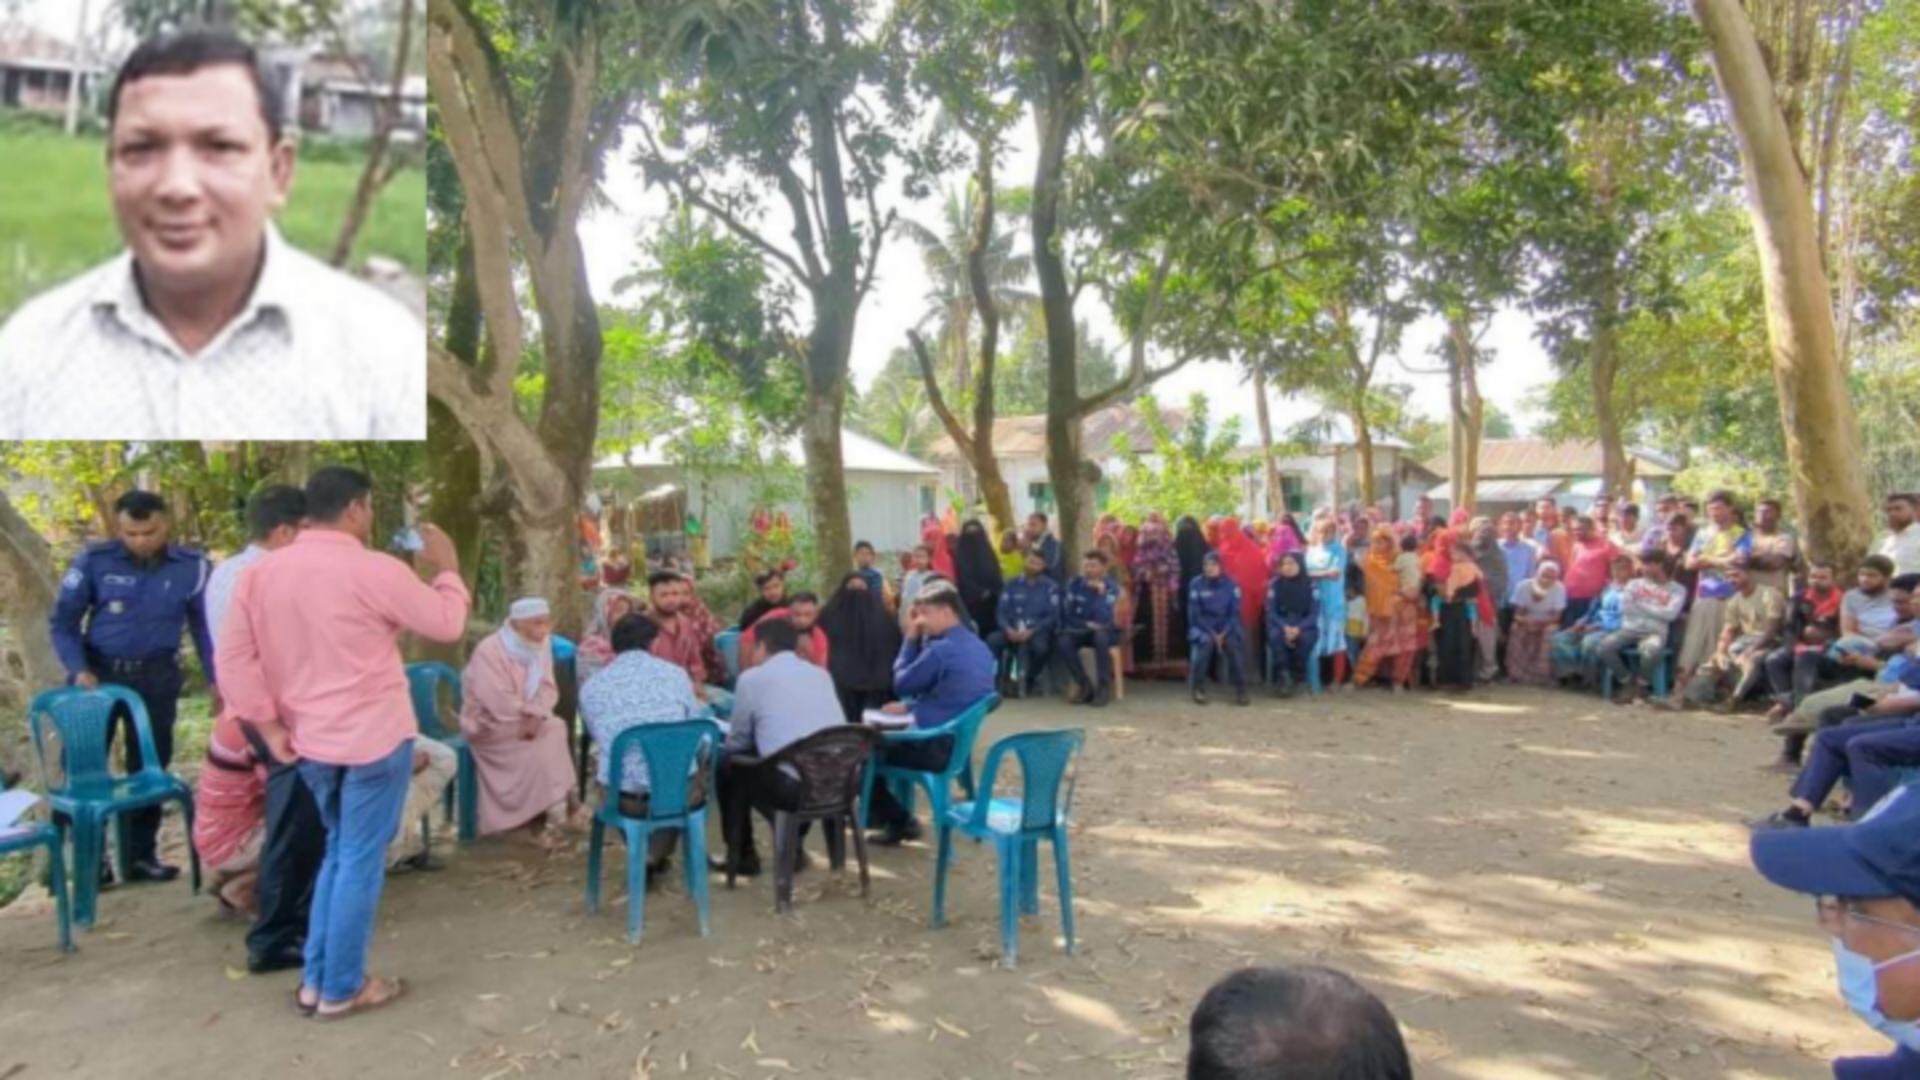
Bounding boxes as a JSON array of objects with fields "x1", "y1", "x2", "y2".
[{"x1": 1188, "y1": 966, "x2": 1412, "y2": 1080}]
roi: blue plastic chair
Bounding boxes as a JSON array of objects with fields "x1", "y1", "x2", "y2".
[
  {"x1": 584, "y1": 719, "x2": 723, "y2": 945},
  {"x1": 29, "y1": 686, "x2": 200, "y2": 927},
  {"x1": 715, "y1": 630, "x2": 742, "y2": 683},
  {"x1": 934, "y1": 729, "x2": 1085, "y2": 967},
  {"x1": 857, "y1": 694, "x2": 1000, "y2": 838},
  {"x1": 1598, "y1": 646, "x2": 1672, "y2": 700},
  {"x1": 0, "y1": 772, "x2": 72, "y2": 952},
  {"x1": 404, "y1": 662, "x2": 479, "y2": 843}
]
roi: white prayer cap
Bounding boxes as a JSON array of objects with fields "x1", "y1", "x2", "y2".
[{"x1": 509, "y1": 597, "x2": 551, "y2": 620}]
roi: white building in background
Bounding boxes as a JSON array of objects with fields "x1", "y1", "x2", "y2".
[
  {"x1": 592, "y1": 428, "x2": 939, "y2": 561},
  {"x1": 1230, "y1": 418, "x2": 1432, "y2": 521},
  {"x1": 925, "y1": 404, "x2": 1183, "y2": 523}
]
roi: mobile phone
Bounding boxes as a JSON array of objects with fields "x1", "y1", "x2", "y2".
[
  {"x1": 1849, "y1": 692, "x2": 1878, "y2": 710},
  {"x1": 392, "y1": 527, "x2": 424, "y2": 553}
]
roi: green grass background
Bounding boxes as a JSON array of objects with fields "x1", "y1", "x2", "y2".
[{"x1": 0, "y1": 129, "x2": 425, "y2": 317}]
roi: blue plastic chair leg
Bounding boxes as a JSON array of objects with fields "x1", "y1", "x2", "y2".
[
  {"x1": 71, "y1": 812, "x2": 103, "y2": 928},
  {"x1": 996, "y1": 837, "x2": 1021, "y2": 967},
  {"x1": 179, "y1": 796, "x2": 202, "y2": 895},
  {"x1": 112, "y1": 813, "x2": 131, "y2": 884},
  {"x1": 932, "y1": 824, "x2": 955, "y2": 928},
  {"x1": 1053, "y1": 829, "x2": 1076, "y2": 956},
  {"x1": 1307, "y1": 659, "x2": 1322, "y2": 696},
  {"x1": 456, "y1": 748, "x2": 479, "y2": 843},
  {"x1": 1020, "y1": 839, "x2": 1040, "y2": 916},
  {"x1": 47, "y1": 833, "x2": 73, "y2": 952},
  {"x1": 686, "y1": 815, "x2": 712, "y2": 939},
  {"x1": 625, "y1": 822, "x2": 649, "y2": 946},
  {"x1": 585, "y1": 818, "x2": 605, "y2": 912},
  {"x1": 857, "y1": 764, "x2": 877, "y2": 833},
  {"x1": 1652, "y1": 653, "x2": 1670, "y2": 699}
]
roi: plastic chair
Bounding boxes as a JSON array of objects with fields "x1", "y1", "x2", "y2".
[
  {"x1": 0, "y1": 772, "x2": 72, "y2": 952},
  {"x1": 715, "y1": 631, "x2": 742, "y2": 683},
  {"x1": 725, "y1": 725, "x2": 881, "y2": 913},
  {"x1": 404, "y1": 662, "x2": 479, "y2": 842},
  {"x1": 584, "y1": 719, "x2": 723, "y2": 945},
  {"x1": 29, "y1": 686, "x2": 200, "y2": 927},
  {"x1": 934, "y1": 729, "x2": 1085, "y2": 967},
  {"x1": 858, "y1": 694, "x2": 1000, "y2": 839},
  {"x1": 1598, "y1": 646, "x2": 1672, "y2": 700}
]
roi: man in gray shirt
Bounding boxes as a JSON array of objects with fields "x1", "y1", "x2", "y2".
[{"x1": 715, "y1": 618, "x2": 843, "y2": 875}]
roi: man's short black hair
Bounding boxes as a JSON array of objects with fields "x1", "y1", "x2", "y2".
[
  {"x1": 854, "y1": 540, "x2": 875, "y2": 553},
  {"x1": 755, "y1": 617, "x2": 800, "y2": 656},
  {"x1": 647, "y1": 570, "x2": 682, "y2": 592},
  {"x1": 755, "y1": 569, "x2": 786, "y2": 588},
  {"x1": 1862, "y1": 554, "x2": 1897, "y2": 578},
  {"x1": 1029, "y1": 512, "x2": 1049, "y2": 526},
  {"x1": 916, "y1": 588, "x2": 965, "y2": 620},
  {"x1": 304, "y1": 466, "x2": 372, "y2": 524},
  {"x1": 109, "y1": 28, "x2": 283, "y2": 143},
  {"x1": 610, "y1": 613, "x2": 660, "y2": 654},
  {"x1": 1083, "y1": 549, "x2": 1109, "y2": 565},
  {"x1": 114, "y1": 490, "x2": 167, "y2": 520},
  {"x1": 1707, "y1": 489, "x2": 1736, "y2": 507},
  {"x1": 1887, "y1": 492, "x2": 1918, "y2": 507},
  {"x1": 1892, "y1": 573, "x2": 1920, "y2": 593},
  {"x1": 789, "y1": 591, "x2": 820, "y2": 607},
  {"x1": 245, "y1": 484, "x2": 305, "y2": 541},
  {"x1": 1758, "y1": 497, "x2": 1783, "y2": 511},
  {"x1": 1187, "y1": 966, "x2": 1411, "y2": 1080},
  {"x1": 1641, "y1": 550, "x2": 1672, "y2": 575}
]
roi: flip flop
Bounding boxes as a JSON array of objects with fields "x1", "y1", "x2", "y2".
[
  {"x1": 314, "y1": 976, "x2": 407, "y2": 1023},
  {"x1": 293, "y1": 988, "x2": 319, "y2": 1018}
]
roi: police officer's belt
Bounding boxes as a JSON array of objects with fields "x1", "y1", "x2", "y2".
[{"x1": 87, "y1": 652, "x2": 179, "y2": 674}]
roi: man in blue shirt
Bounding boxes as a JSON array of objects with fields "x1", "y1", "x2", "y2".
[
  {"x1": 48, "y1": 489, "x2": 215, "y2": 883},
  {"x1": 852, "y1": 541, "x2": 887, "y2": 596},
  {"x1": 1061, "y1": 550, "x2": 1120, "y2": 707},
  {"x1": 989, "y1": 548, "x2": 1062, "y2": 699},
  {"x1": 1190, "y1": 552, "x2": 1251, "y2": 707},
  {"x1": 1752, "y1": 784, "x2": 1920, "y2": 1079},
  {"x1": 1024, "y1": 513, "x2": 1064, "y2": 582},
  {"x1": 866, "y1": 584, "x2": 996, "y2": 845}
]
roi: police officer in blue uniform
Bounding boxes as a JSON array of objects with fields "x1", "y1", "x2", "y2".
[
  {"x1": 1189, "y1": 552, "x2": 1251, "y2": 707},
  {"x1": 1061, "y1": 550, "x2": 1120, "y2": 707},
  {"x1": 48, "y1": 490, "x2": 215, "y2": 883},
  {"x1": 989, "y1": 547, "x2": 1062, "y2": 698}
]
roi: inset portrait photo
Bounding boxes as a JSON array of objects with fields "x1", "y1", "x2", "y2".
[{"x1": 0, "y1": 2, "x2": 424, "y2": 440}]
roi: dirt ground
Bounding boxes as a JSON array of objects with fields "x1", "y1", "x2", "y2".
[{"x1": 0, "y1": 682, "x2": 1885, "y2": 1079}]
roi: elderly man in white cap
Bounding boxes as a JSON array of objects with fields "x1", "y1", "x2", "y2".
[{"x1": 458, "y1": 597, "x2": 579, "y2": 848}]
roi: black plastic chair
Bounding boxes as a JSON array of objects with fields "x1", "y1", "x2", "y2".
[{"x1": 725, "y1": 725, "x2": 882, "y2": 914}]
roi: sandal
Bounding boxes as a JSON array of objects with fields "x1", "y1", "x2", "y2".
[
  {"x1": 293, "y1": 987, "x2": 320, "y2": 1018},
  {"x1": 314, "y1": 976, "x2": 408, "y2": 1022}
]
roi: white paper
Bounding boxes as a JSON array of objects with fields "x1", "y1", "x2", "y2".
[
  {"x1": 862, "y1": 709, "x2": 912, "y2": 730},
  {"x1": 0, "y1": 788, "x2": 41, "y2": 829}
]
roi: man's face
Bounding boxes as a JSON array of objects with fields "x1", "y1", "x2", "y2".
[
  {"x1": 1757, "y1": 503, "x2": 1780, "y2": 531},
  {"x1": 1611, "y1": 559, "x2": 1635, "y2": 584},
  {"x1": 1498, "y1": 515, "x2": 1517, "y2": 540},
  {"x1": 761, "y1": 577, "x2": 786, "y2": 603},
  {"x1": 1536, "y1": 499, "x2": 1556, "y2": 521},
  {"x1": 1415, "y1": 497, "x2": 1432, "y2": 518},
  {"x1": 1026, "y1": 517, "x2": 1046, "y2": 540},
  {"x1": 855, "y1": 548, "x2": 874, "y2": 569},
  {"x1": 1621, "y1": 508, "x2": 1640, "y2": 530},
  {"x1": 1709, "y1": 500, "x2": 1733, "y2": 528},
  {"x1": 919, "y1": 601, "x2": 959, "y2": 635},
  {"x1": 1644, "y1": 560, "x2": 1668, "y2": 583},
  {"x1": 1594, "y1": 497, "x2": 1612, "y2": 520},
  {"x1": 1889, "y1": 498, "x2": 1916, "y2": 532},
  {"x1": 1830, "y1": 896, "x2": 1920, "y2": 1022},
  {"x1": 911, "y1": 547, "x2": 929, "y2": 571},
  {"x1": 1729, "y1": 566, "x2": 1751, "y2": 592},
  {"x1": 1658, "y1": 498, "x2": 1679, "y2": 519},
  {"x1": 650, "y1": 583, "x2": 682, "y2": 616},
  {"x1": 1574, "y1": 518, "x2": 1594, "y2": 542},
  {"x1": 1893, "y1": 589, "x2": 1915, "y2": 622},
  {"x1": 1861, "y1": 568, "x2": 1889, "y2": 594},
  {"x1": 1809, "y1": 566, "x2": 1835, "y2": 592},
  {"x1": 109, "y1": 64, "x2": 292, "y2": 297},
  {"x1": 790, "y1": 601, "x2": 818, "y2": 631},
  {"x1": 511, "y1": 615, "x2": 553, "y2": 643},
  {"x1": 116, "y1": 512, "x2": 170, "y2": 559},
  {"x1": 1024, "y1": 553, "x2": 1048, "y2": 579},
  {"x1": 1203, "y1": 560, "x2": 1222, "y2": 579},
  {"x1": 1082, "y1": 558, "x2": 1105, "y2": 584}
]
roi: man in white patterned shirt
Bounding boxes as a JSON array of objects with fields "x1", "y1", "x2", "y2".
[{"x1": 0, "y1": 29, "x2": 423, "y2": 440}]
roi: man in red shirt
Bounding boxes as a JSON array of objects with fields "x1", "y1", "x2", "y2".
[
  {"x1": 647, "y1": 571, "x2": 711, "y2": 693},
  {"x1": 1560, "y1": 515, "x2": 1621, "y2": 628},
  {"x1": 739, "y1": 591, "x2": 830, "y2": 672}
]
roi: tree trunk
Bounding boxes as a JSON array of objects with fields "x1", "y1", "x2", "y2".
[
  {"x1": 422, "y1": 231, "x2": 486, "y2": 663},
  {"x1": 331, "y1": 0, "x2": 415, "y2": 268},
  {"x1": 0, "y1": 490, "x2": 62, "y2": 722},
  {"x1": 1252, "y1": 363, "x2": 1283, "y2": 519},
  {"x1": 1447, "y1": 314, "x2": 1483, "y2": 513},
  {"x1": 800, "y1": 377, "x2": 853, "y2": 589},
  {"x1": 1692, "y1": 0, "x2": 1874, "y2": 569},
  {"x1": 1350, "y1": 406, "x2": 1377, "y2": 508},
  {"x1": 1590, "y1": 278, "x2": 1632, "y2": 499}
]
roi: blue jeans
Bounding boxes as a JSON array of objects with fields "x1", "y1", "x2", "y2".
[
  {"x1": 298, "y1": 739, "x2": 413, "y2": 1003},
  {"x1": 1791, "y1": 718, "x2": 1920, "y2": 815}
]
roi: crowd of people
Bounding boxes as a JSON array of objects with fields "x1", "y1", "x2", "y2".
[{"x1": 31, "y1": 468, "x2": 1920, "y2": 1067}]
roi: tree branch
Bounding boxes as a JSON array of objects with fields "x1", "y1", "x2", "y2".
[
  {"x1": 427, "y1": 340, "x2": 569, "y2": 509},
  {"x1": 637, "y1": 125, "x2": 816, "y2": 286},
  {"x1": 909, "y1": 329, "x2": 976, "y2": 461}
]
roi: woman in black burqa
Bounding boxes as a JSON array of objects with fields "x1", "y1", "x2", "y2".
[
  {"x1": 952, "y1": 518, "x2": 1006, "y2": 636},
  {"x1": 1175, "y1": 515, "x2": 1212, "y2": 601},
  {"x1": 818, "y1": 573, "x2": 906, "y2": 723}
]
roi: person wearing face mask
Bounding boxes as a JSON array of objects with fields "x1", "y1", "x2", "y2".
[{"x1": 1752, "y1": 784, "x2": 1920, "y2": 1078}]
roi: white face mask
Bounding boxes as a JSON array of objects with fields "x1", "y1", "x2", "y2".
[{"x1": 1834, "y1": 938, "x2": 1920, "y2": 1050}]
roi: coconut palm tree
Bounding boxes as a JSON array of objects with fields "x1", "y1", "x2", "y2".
[{"x1": 892, "y1": 180, "x2": 1040, "y2": 401}]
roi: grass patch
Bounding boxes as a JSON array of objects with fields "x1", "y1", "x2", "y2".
[{"x1": 0, "y1": 130, "x2": 424, "y2": 317}]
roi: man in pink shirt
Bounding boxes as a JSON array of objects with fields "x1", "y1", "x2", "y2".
[
  {"x1": 218, "y1": 466, "x2": 469, "y2": 1022},
  {"x1": 1560, "y1": 514, "x2": 1622, "y2": 629}
]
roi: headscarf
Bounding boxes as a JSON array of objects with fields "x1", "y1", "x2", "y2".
[
  {"x1": 819, "y1": 573, "x2": 903, "y2": 693},
  {"x1": 1135, "y1": 517, "x2": 1180, "y2": 583},
  {"x1": 1205, "y1": 516, "x2": 1226, "y2": 549},
  {"x1": 1266, "y1": 514, "x2": 1305, "y2": 569},
  {"x1": 1468, "y1": 526, "x2": 1508, "y2": 612},
  {"x1": 1119, "y1": 525, "x2": 1141, "y2": 572},
  {"x1": 953, "y1": 519, "x2": 1005, "y2": 604},
  {"x1": 1423, "y1": 527, "x2": 1455, "y2": 583},
  {"x1": 1095, "y1": 514, "x2": 1122, "y2": 548},
  {"x1": 1215, "y1": 516, "x2": 1268, "y2": 628},
  {"x1": 1270, "y1": 552, "x2": 1316, "y2": 619},
  {"x1": 578, "y1": 586, "x2": 638, "y2": 676},
  {"x1": 1363, "y1": 525, "x2": 1401, "y2": 618},
  {"x1": 498, "y1": 599, "x2": 554, "y2": 703},
  {"x1": 922, "y1": 515, "x2": 957, "y2": 579},
  {"x1": 1444, "y1": 536, "x2": 1483, "y2": 600},
  {"x1": 1175, "y1": 515, "x2": 1210, "y2": 593}
]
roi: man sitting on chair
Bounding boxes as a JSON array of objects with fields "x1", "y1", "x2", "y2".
[
  {"x1": 864, "y1": 584, "x2": 996, "y2": 847},
  {"x1": 988, "y1": 547, "x2": 1061, "y2": 699},
  {"x1": 579, "y1": 614, "x2": 705, "y2": 883},
  {"x1": 1061, "y1": 550, "x2": 1121, "y2": 707},
  {"x1": 715, "y1": 617, "x2": 844, "y2": 876}
]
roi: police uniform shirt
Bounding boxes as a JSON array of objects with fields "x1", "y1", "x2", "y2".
[
  {"x1": 1065, "y1": 578, "x2": 1117, "y2": 631},
  {"x1": 999, "y1": 575, "x2": 1061, "y2": 634},
  {"x1": 0, "y1": 226, "x2": 424, "y2": 439},
  {"x1": 49, "y1": 541, "x2": 215, "y2": 678},
  {"x1": 1189, "y1": 576, "x2": 1243, "y2": 638}
]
